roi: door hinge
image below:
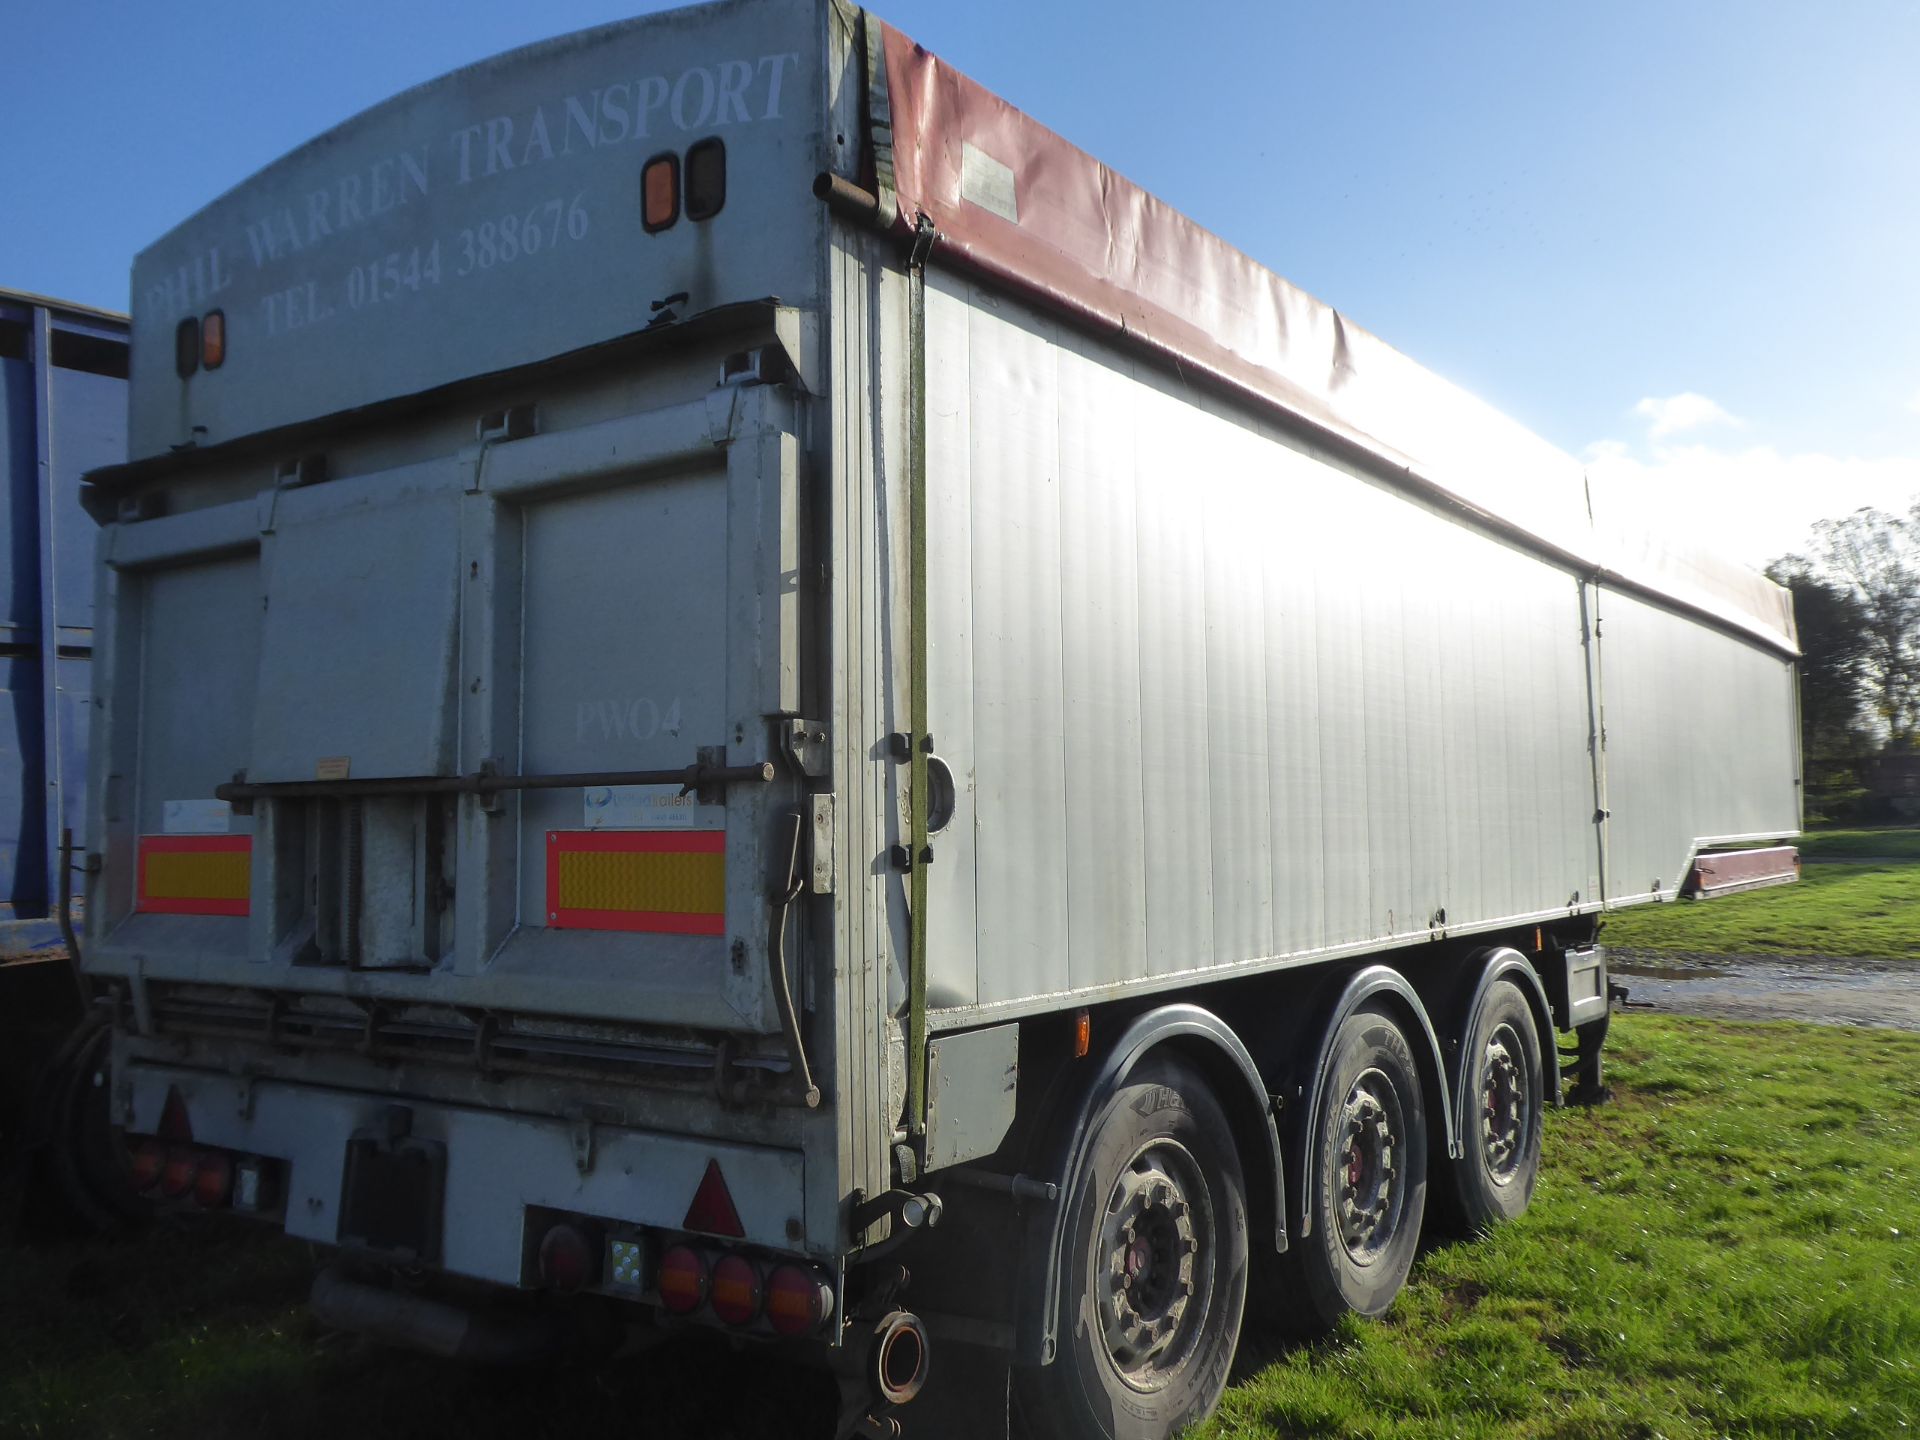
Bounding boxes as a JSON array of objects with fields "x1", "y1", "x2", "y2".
[
  {"x1": 809, "y1": 794, "x2": 836, "y2": 895},
  {"x1": 781, "y1": 718, "x2": 830, "y2": 778}
]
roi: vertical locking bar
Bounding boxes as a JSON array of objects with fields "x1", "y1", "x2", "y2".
[{"x1": 904, "y1": 213, "x2": 937, "y2": 1134}]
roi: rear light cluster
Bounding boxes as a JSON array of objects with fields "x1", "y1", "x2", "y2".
[
  {"x1": 641, "y1": 136, "x2": 725, "y2": 232},
  {"x1": 126, "y1": 1137, "x2": 278, "y2": 1212},
  {"x1": 527, "y1": 1157, "x2": 834, "y2": 1337},
  {"x1": 529, "y1": 1225, "x2": 834, "y2": 1337},
  {"x1": 653, "y1": 1242, "x2": 834, "y2": 1337}
]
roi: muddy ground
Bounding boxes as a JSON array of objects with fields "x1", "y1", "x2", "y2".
[{"x1": 1609, "y1": 949, "x2": 1920, "y2": 1031}]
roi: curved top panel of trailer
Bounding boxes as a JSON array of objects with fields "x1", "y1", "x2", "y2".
[
  {"x1": 114, "y1": 0, "x2": 825, "y2": 470},
  {"x1": 865, "y1": 17, "x2": 1795, "y2": 655}
]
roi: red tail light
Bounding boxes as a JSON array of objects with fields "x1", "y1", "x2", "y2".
[
  {"x1": 682, "y1": 1159, "x2": 745, "y2": 1239},
  {"x1": 159, "y1": 1147, "x2": 198, "y2": 1198},
  {"x1": 658, "y1": 1245, "x2": 708, "y2": 1315},
  {"x1": 766, "y1": 1264, "x2": 835, "y2": 1337},
  {"x1": 193, "y1": 1152, "x2": 234, "y2": 1208},
  {"x1": 127, "y1": 1139, "x2": 166, "y2": 1193},
  {"x1": 709, "y1": 1254, "x2": 762, "y2": 1327},
  {"x1": 537, "y1": 1223, "x2": 596, "y2": 1292}
]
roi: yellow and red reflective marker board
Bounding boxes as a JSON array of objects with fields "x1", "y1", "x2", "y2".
[
  {"x1": 546, "y1": 830, "x2": 725, "y2": 936},
  {"x1": 136, "y1": 835, "x2": 252, "y2": 916}
]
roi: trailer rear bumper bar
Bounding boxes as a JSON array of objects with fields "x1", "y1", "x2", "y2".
[{"x1": 117, "y1": 1058, "x2": 811, "y2": 1285}]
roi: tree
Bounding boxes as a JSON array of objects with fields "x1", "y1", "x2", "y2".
[
  {"x1": 1767, "y1": 556, "x2": 1872, "y2": 765},
  {"x1": 1811, "y1": 508, "x2": 1920, "y2": 747}
]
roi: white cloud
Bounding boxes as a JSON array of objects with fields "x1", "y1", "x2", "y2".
[
  {"x1": 1632, "y1": 391, "x2": 1742, "y2": 440},
  {"x1": 1582, "y1": 438, "x2": 1920, "y2": 568},
  {"x1": 1905, "y1": 387, "x2": 1920, "y2": 416}
]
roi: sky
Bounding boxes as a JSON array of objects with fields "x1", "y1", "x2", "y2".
[{"x1": 5, "y1": 0, "x2": 1918, "y2": 567}]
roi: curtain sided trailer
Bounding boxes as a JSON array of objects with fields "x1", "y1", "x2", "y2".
[{"x1": 76, "y1": 3, "x2": 1799, "y2": 1435}]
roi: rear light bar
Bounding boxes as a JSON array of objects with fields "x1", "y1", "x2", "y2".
[
  {"x1": 528, "y1": 1194, "x2": 835, "y2": 1338},
  {"x1": 125, "y1": 1136, "x2": 278, "y2": 1212},
  {"x1": 652, "y1": 1241, "x2": 833, "y2": 1336}
]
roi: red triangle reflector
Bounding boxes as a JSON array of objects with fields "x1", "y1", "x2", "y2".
[
  {"x1": 683, "y1": 1158, "x2": 745, "y2": 1238},
  {"x1": 158, "y1": 1085, "x2": 194, "y2": 1142}
]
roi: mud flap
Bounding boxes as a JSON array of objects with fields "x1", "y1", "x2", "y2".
[{"x1": 899, "y1": 1337, "x2": 1009, "y2": 1440}]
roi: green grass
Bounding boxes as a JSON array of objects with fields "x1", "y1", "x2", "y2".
[
  {"x1": 1203, "y1": 1015, "x2": 1920, "y2": 1440},
  {"x1": 1795, "y1": 826, "x2": 1920, "y2": 862},
  {"x1": 1601, "y1": 858, "x2": 1920, "y2": 959},
  {"x1": 0, "y1": 1221, "x2": 835, "y2": 1440},
  {"x1": 3, "y1": 1020, "x2": 1914, "y2": 1440}
]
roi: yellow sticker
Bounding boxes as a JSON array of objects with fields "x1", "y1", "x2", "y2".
[{"x1": 315, "y1": 756, "x2": 351, "y2": 781}]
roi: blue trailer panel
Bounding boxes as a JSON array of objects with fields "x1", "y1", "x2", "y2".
[{"x1": 0, "y1": 289, "x2": 127, "y2": 954}]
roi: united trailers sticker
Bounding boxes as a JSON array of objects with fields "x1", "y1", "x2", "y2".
[
  {"x1": 545, "y1": 830, "x2": 725, "y2": 935},
  {"x1": 136, "y1": 835, "x2": 252, "y2": 916}
]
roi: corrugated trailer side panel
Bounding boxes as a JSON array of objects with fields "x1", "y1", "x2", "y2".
[
  {"x1": 922, "y1": 274, "x2": 1605, "y2": 1018},
  {"x1": 1596, "y1": 588, "x2": 1801, "y2": 906}
]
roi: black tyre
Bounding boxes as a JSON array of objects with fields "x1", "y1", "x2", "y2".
[
  {"x1": 43, "y1": 1015, "x2": 147, "y2": 1232},
  {"x1": 1442, "y1": 978, "x2": 1544, "y2": 1232},
  {"x1": 1014, "y1": 1055, "x2": 1248, "y2": 1440},
  {"x1": 1268, "y1": 1003, "x2": 1428, "y2": 1336}
]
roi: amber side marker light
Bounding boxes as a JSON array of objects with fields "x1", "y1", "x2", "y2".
[
  {"x1": 642, "y1": 153, "x2": 680, "y2": 232},
  {"x1": 201, "y1": 310, "x2": 226, "y2": 370},
  {"x1": 1073, "y1": 1008, "x2": 1091, "y2": 1059}
]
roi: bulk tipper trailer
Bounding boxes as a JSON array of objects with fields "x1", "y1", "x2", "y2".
[{"x1": 77, "y1": 3, "x2": 1800, "y2": 1436}]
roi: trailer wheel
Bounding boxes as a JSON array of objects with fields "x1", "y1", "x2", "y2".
[
  {"x1": 1269, "y1": 1003, "x2": 1428, "y2": 1335},
  {"x1": 1442, "y1": 979, "x2": 1543, "y2": 1232},
  {"x1": 1014, "y1": 1054, "x2": 1247, "y2": 1440},
  {"x1": 42, "y1": 1015, "x2": 146, "y2": 1232}
]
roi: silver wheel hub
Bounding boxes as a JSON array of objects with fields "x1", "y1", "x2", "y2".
[
  {"x1": 1481, "y1": 1026, "x2": 1528, "y2": 1183},
  {"x1": 1097, "y1": 1142, "x2": 1214, "y2": 1393},
  {"x1": 1335, "y1": 1068, "x2": 1406, "y2": 1264}
]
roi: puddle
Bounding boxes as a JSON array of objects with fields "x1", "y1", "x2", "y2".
[{"x1": 1608, "y1": 948, "x2": 1920, "y2": 1031}]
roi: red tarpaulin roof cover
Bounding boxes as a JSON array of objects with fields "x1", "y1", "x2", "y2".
[{"x1": 870, "y1": 18, "x2": 1796, "y2": 655}]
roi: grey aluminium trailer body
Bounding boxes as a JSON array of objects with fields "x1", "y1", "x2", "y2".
[{"x1": 78, "y1": 3, "x2": 1798, "y2": 1435}]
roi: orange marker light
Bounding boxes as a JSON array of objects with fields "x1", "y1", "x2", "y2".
[
  {"x1": 1073, "y1": 1009, "x2": 1091, "y2": 1059},
  {"x1": 202, "y1": 310, "x2": 226, "y2": 370},
  {"x1": 642, "y1": 153, "x2": 680, "y2": 232}
]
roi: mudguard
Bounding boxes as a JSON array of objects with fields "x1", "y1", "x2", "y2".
[
  {"x1": 1292, "y1": 966, "x2": 1455, "y2": 1240},
  {"x1": 1017, "y1": 1003, "x2": 1285, "y2": 1366}
]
